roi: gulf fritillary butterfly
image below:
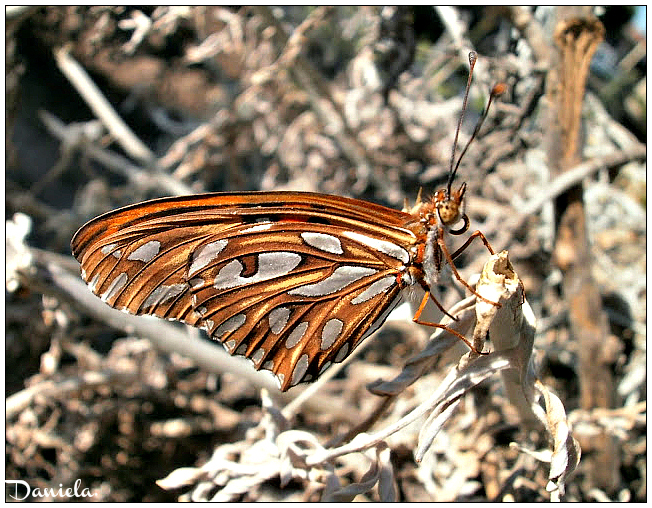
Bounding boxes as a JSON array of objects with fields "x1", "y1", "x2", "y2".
[{"x1": 71, "y1": 53, "x2": 504, "y2": 391}]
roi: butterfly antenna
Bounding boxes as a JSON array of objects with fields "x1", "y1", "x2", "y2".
[
  {"x1": 451, "y1": 82, "x2": 506, "y2": 182},
  {"x1": 447, "y1": 51, "x2": 477, "y2": 198}
]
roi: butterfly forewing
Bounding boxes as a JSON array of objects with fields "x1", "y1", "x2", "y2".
[{"x1": 72, "y1": 192, "x2": 417, "y2": 391}]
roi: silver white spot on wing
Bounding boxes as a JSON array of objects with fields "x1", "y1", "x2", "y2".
[
  {"x1": 214, "y1": 314, "x2": 247, "y2": 339},
  {"x1": 212, "y1": 260, "x2": 242, "y2": 290},
  {"x1": 286, "y1": 322, "x2": 308, "y2": 349},
  {"x1": 196, "y1": 306, "x2": 208, "y2": 316},
  {"x1": 203, "y1": 319, "x2": 215, "y2": 331},
  {"x1": 256, "y1": 251, "x2": 302, "y2": 280},
  {"x1": 235, "y1": 342, "x2": 248, "y2": 356},
  {"x1": 262, "y1": 360, "x2": 274, "y2": 371},
  {"x1": 252, "y1": 348, "x2": 265, "y2": 366},
  {"x1": 88, "y1": 274, "x2": 100, "y2": 292},
  {"x1": 269, "y1": 307, "x2": 291, "y2": 335},
  {"x1": 241, "y1": 222, "x2": 273, "y2": 233},
  {"x1": 288, "y1": 266, "x2": 377, "y2": 297},
  {"x1": 334, "y1": 343, "x2": 349, "y2": 363},
  {"x1": 101, "y1": 243, "x2": 122, "y2": 259},
  {"x1": 276, "y1": 373, "x2": 285, "y2": 389},
  {"x1": 127, "y1": 240, "x2": 160, "y2": 262},
  {"x1": 301, "y1": 232, "x2": 343, "y2": 254},
  {"x1": 100, "y1": 272, "x2": 128, "y2": 302},
  {"x1": 224, "y1": 339, "x2": 236, "y2": 352},
  {"x1": 142, "y1": 283, "x2": 186, "y2": 309},
  {"x1": 188, "y1": 239, "x2": 228, "y2": 277},
  {"x1": 343, "y1": 231, "x2": 409, "y2": 263},
  {"x1": 319, "y1": 361, "x2": 332, "y2": 375},
  {"x1": 213, "y1": 252, "x2": 302, "y2": 290},
  {"x1": 351, "y1": 275, "x2": 396, "y2": 304},
  {"x1": 321, "y1": 318, "x2": 343, "y2": 350},
  {"x1": 292, "y1": 354, "x2": 309, "y2": 386}
]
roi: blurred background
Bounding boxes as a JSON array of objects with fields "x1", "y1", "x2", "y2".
[{"x1": 5, "y1": 6, "x2": 646, "y2": 501}]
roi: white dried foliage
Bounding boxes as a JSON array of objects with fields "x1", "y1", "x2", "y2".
[
  {"x1": 159, "y1": 251, "x2": 580, "y2": 501},
  {"x1": 157, "y1": 389, "x2": 396, "y2": 501},
  {"x1": 535, "y1": 380, "x2": 581, "y2": 500},
  {"x1": 6, "y1": 213, "x2": 34, "y2": 293}
]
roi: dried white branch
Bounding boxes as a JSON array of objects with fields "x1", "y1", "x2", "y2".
[
  {"x1": 53, "y1": 46, "x2": 154, "y2": 163},
  {"x1": 507, "y1": 145, "x2": 646, "y2": 234},
  {"x1": 414, "y1": 352, "x2": 513, "y2": 462},
  {"x1": 321, "y1": 445, "x2": 395, "y2": 501},
  {"x1": 476, "y1": 251, "x2": 580, "y2": 498},
  {"x1": 118, "y1": 9, "x2": 152, "y2": 54},
  {"x1": 305, "y1": 251, "x2": 579, "y2": 495},
  {"x1": 39, "y1": 110, "x2": 193, "y2": 196},
  {"x1": 434, "y1": 6, "x2": 468, "y2": 54},
  {"x1": 367, "y1": 296, "x2": 476, "y2": 396}
]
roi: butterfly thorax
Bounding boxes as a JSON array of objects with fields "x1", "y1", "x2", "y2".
[{"x1": 403, "y1": 182, "x2": 468, "y2": 288}]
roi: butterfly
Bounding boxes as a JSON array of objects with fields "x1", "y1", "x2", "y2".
[{"x1": 71, "y1": 53, "x2": 504, "y2": 391}]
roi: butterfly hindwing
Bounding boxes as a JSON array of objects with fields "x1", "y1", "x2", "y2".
[{"x1": 185, "y1": 222, "x2": 406, "y2": 390}]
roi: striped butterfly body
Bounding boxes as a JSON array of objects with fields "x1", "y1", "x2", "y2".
[{"x1": 72, "y1": 53, "x2": 503, "y2": 391}]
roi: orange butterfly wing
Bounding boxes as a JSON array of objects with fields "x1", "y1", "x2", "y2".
[{"x1": 72, "y1": 192, "x2": 417, "y2": 390}]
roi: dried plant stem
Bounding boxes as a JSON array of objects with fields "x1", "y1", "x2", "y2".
[
  {"x1": 546, "y1": 10, "x2": 617, "y2": 491},
  {"x1": 305, "y1": 365, "x2": 460, "y2": 467},
  {"x1": 474, "y1": 251, "x2": 538, "y2": 426},
  {"x1": 306, "y1": 251, "x2": 527, "y2": 466},
  {"x1": 303, "y1": 251, "x2": 579, "y2": 500},
  {"x1": 326, "y1": 395, "x2": 396, "y2": 448}
]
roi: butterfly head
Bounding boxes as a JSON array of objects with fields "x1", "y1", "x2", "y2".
[{"x1": 433, "y1": 182, "x2": 469, "y2": 235}]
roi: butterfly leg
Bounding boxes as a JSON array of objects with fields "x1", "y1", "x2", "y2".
[
  {"x1": 417, "y1": 280, "x2": 458, "y2": 321},
  {"x1": 412, "y1": 290, "x2": 486, "y2": 354},
  {"x1": 438, "y1": 235, "x2": 501, "y2": 307},
  {"x1": 453, "y1": 231, "x2": 528, "y2": 306},
  {"x1": 451, "y1": 229, "x2": 495, "y2": 260}
]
